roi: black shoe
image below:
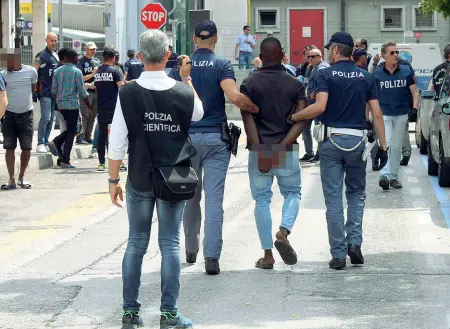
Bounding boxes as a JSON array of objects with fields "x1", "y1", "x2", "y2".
[
  {"x1": 85, "y1": 138, "x2": 93, "y2": 144},
  {"x1": 186, "y1": 252, "x2": 198, "y2": 264},
  {"x1": 300, "y1": 153, "x2": 314, "y2": 161},
  {"x1": 205, "y1": 257, "x2": 220, "y2": 275},
  {"x1": 309, "y1": 153, "x2": 320, "y2": 163},
  {"x1": 400, "y1": 155, "x2": 410, "y2": 166},
  {"x1": 390, "y1": 179, "x2": 403, "y2": 189},
  {"x1": 329, "y1": 258, "x2": 346, "y2": 270},
  {"x1": 379, "y1": 176, "x2": 390, "y2": 191},
  {"x1": 347, "y1": 244, "x2": 364, "y2": 265},
  {"x1": 122, "y1": 310, "x2": 144, "y2": 328}
]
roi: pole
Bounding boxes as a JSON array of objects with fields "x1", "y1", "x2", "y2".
[
  {"x1": 185, "y1": 0, "x2": 189, "y2": 54},
  {"x1": 14, "y1": 0, "x2": 20, "y2": 48},
  {"x1": 59, "y1": 0, "x2": 63, "y2": 49}
]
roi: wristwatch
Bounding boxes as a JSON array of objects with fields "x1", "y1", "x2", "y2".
[
  {"x1": 287, "y1": 114, "x2": 295, "y2": 125},
  {"x1": 108, "y1": 177, "x2": 120, "y2": 184}
]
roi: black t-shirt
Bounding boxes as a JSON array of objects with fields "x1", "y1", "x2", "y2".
[
  {"x1": 94, "y1": 64, "x2": 124, "y2": 123},
  {"x1": 241, "y1": 65, "x2": 306, "y2": 144},
  {"x1": 124, "y1": 58, "x2": 144, "y2": 80},
  {"x1": 432, "y1": 61, "x2": 450, "y2": 97},
  {"x1": 77, "y1": 56, "x2": 100, "y2": 86}
]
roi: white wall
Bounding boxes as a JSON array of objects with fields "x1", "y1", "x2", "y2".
[{"x1": 205, "y1": 0, "x2": 248, "y2": 61}]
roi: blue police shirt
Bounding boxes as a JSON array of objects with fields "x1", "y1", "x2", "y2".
[
  {"x1": 189, "y1": 48, "x2": 235, "y2": 133},
  {"x1": 373, "y1": 64, "x2": 415, "y2": 116},
  {"x1": 124, "y1": 58, "x2": 144, "y2": 81},
  {"x1": 33, "y1": 48, "x2": 60, "y2": 98},
  {"x1": 315, "y1": 60, "x2": 378, "y2": 130}
]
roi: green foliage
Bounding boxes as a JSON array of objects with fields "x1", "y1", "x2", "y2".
[{"x1": 419, "y1": 0, "x2": 450, "y2": 19}]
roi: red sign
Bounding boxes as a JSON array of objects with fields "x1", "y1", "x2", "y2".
[
  {"x1": 141, "y1": 3, "x2": 167, "y2": 30},
  {"x1": 415, "y1": 32, "x2": 422, "y2": 38}
]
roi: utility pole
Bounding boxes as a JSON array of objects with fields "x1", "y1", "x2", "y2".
[
  {"x1": 15, "y1": 0, "x2": 20, "y2": 48},
  {"x1": 185, "y1": 0, "x2": 189, "y2": 54},
  {"x1": 59, "y1": 0, "x2": 63, "y2": 48}
]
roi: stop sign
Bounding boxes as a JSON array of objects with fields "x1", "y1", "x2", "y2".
[{"x1": 141, "y1": 3, "x2": 167, "y2": 30}]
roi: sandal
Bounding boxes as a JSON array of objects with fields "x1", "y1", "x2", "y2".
[
  {"x1": 1, "y1": 180, "x2": 17, "y2": 190},
  {"x1": 274, "y1": 238, "x2": 298, "y2": 265},
  {"x1": 255, "y1": 258, "x2": 274, "y2": 270},
  {"x1": 18, "y1": 179, "x2": 31, "y2": 189}
]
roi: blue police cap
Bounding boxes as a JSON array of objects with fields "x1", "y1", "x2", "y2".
[
  {"x1": 195, "y1": 20, "x2": 218, "y2": 40},
  {"x1": 324, "y1": 31, "x2": 354, "y2": 49},
  {"x1": 353, "y1": 48, "x2": 367, "y2": 59}
]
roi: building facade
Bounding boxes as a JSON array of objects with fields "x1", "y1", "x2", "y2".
[{"x1": 250, "y1": 0, "x2": 450, "y2": 66}]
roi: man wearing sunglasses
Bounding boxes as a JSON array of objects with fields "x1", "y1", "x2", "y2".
[{"x1": 373, "y1": 41, "x2": 419, "y2": 191}]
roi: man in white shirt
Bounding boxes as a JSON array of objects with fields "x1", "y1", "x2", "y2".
[
  {"x1": 108, "y1": 29, "x2": 203, "y2": 329},
  {"x1": 1, "y1": 50, "x2": 37, "y2": 190}
]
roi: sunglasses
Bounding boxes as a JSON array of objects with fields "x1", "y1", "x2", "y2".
[
  {"x1": 390, "y1": 50, "x2": 400, "y2": 55},
  {"x1": 307, "y1": 55, "x2": 318, "y2": 59}
]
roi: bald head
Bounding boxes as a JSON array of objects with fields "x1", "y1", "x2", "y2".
[
  {"x1": 46, "y1": 33, "x2": 57, "y2": 52},
  {"x1": 260, "y1": 37, "x2": 283, "y2": 66},
  {"x1": 309, "y1": 48, "x2": 323, "y2": 67},
  {"x1": 310, "y1": 49, "x2": 322, "y2": 57}
]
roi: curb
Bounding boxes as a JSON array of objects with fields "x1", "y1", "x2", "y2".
[{"x1": 0, "y1": 145, "x2": 93, "y2": 178}]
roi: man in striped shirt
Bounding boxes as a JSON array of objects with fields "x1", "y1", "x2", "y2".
[{"x1": 49, "y1": 48, "x2": 91, "y2": 169}]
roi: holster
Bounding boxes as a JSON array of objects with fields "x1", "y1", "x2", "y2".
[
  {"x1": 313, "y1": 122, "x2": 327, "y2": 143},
  {"x1": 221, "y1": 121, "x2": 241, "y2": 157}
]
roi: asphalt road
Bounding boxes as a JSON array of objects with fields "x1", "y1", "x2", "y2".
[{"x1": 1, "y1": 125, "x2": 450, "y2": 329}]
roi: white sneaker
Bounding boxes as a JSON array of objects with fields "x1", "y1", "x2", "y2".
[{"x1": 36, "y1": 144, "x2": 48, "y2": 153}]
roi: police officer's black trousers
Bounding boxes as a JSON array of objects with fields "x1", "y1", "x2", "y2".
[{"x1": 97, "y1": 122, "x2": 109, "y2": 165}]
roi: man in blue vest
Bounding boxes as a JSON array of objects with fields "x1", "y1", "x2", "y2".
[
  {"x1": 373, "y1": 41, "x2": 419, "y2": 190},
  {"x1": 289, "y1": 31, "x2": 388, "y2": 270},
  {"x1": 182, "y1": 20, "x2": 259, "y2": 275},
  {"x1": 33, "y1": 32, "x2": 60, "y2": 153}
]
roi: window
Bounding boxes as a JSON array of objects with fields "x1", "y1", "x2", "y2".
[
  {"x1": 255, "y1": 7, "x2": 280, "y2": 32},
  {"x1": 412, "y1": 6, "x2": 437, "y2": 31},
  {"x1": 260, "y1": 11, "x2": 276, "y2": 27},
  {"x1": 380, "y1": 6, "x2": 405, "y2": 31}
]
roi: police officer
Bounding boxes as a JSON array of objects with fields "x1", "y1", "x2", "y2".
[
  {"x1": 123, "y1": 49, "x2": 144, "y2": 82},
  {"x1": 32, "y1": 32, "x2": 60, "y2": 153},
  {"x1": 289, "y1": 32, "x2": 388, "y2": 270},
  {"x1": 182, "y1": 20, "x2": 259, "y2": 275},
  {"x1": 76, "y1": 41, "x2": 100, "y2": 144},
  {"x1": 431, "y1": 44, "x2": 450, "y2": 97}
]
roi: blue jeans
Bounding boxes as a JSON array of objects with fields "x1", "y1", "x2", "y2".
[
  {"x1": 319, "y1": 135, "x2": 366, "y2": 259},
  {"x1": 183, "y1": 132, "x2": 231, "y2": 259},
  {"x1": 38, "y1": 97, "x2": 55, "y2": 145},
  {"x1": 239, "y1": 52, "x2": 253, "y2": 70},
  {"x1": 248, "y1": 150, "x2": 301, "y2": 250},
  {"x1": 122, "y1": 181, "x2": 186, "y2": 313},
  {"x1": 380, "y1": 114, "x2": 408, "y2": 180}
]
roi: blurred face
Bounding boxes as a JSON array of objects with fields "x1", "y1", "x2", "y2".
[
  {"x1": 354, "y1": 39, "x2": 361, "y2": 48},
  {"x1": 254, "y1": 57, "x2": 262, "y2": 67},
  {"x1": 383, "y1": 45, "x2": 399, "y2": 65},
  {"x1": 85, "y1": 47, "x2": 97, "y2": 58},
  {"x1": 46, "y1": 34, "x2": 57, "y2": 51},
  {"x1": 7, "y1": 53, "x2": 21, "y2": 71}
]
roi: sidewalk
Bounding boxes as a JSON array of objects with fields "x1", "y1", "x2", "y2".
[{"x1": 0, "y1": 129, "x2": 93, "y2": 178}]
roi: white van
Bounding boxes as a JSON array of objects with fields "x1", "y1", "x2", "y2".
[{"x1": 367, "y1": 43, "x2": 443, "y2": 91}]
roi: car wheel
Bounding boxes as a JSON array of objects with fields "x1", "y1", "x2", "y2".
[
  {"x1": 428, "y1": 144, "x2": 439, "y2": 176},
  {"x1": 419, "y1": 132, "x2": 428, "y2": 155},
  {"x1": 438, "y1": 139, "x2": 450, "y2": 187}
]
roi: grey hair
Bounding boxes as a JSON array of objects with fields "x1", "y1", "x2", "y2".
[{"x1": 139, "y1": 30, "x2": 169, "y2": 65}]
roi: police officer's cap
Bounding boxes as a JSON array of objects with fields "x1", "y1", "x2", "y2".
[
  {"x1": 353, "y1": 49, "x2": 367, "y2": 59},
  {"x1": 85, "y1": 42, "x2": 97, "y2": 49},
  {"x1": 324, "y1": 31, "x2": 354, "y2": 49},
  {"x1": 195, "y1": 20, "x2": 218, "y2": 40}
]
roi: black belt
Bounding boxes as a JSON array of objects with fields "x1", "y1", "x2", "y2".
[{"x1": 5, "y1": 110, "x2": 32, "y2": 117}]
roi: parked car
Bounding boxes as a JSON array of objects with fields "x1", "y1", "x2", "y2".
[
  {"x1": 422, "y1": 71, "x2": 450, "y2": 187},
  {"x1": 416, "y1": 79, "x2": 435, "y2": 155}
]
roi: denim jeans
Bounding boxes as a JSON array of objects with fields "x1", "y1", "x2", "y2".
[
  {"x1": 38, "y1": 97, "x2": 55, "y2": 145},
  {"x1": 183, "y1": 132, "x2": 231, "y2": 259},
  {"x1": 248, "y1": 150, "x2": 301, "y2": 250},
  {"x1": 122, "y1": 181, "x2": 186, "y2": 313},
  {"x1": 319, "y1": 135, "x2": 366, "y2": 259},
  {"x1": 380, "y1": 114, "x2": 408, "y2": 180},
  {"x1": 302, "y1": 119, "x2": 314, "y2": 156},
  {"x1": 239, "y1": 52, "x2": 253, "y2": 70}
]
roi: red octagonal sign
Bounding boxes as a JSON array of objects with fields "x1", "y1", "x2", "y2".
[{"x1": 141, "y1": 3, "x2": 167, "y2": 30}]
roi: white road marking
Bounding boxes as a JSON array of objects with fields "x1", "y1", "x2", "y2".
[
  {"x1": 404, "y1": 168, "x2": 415, "y2": 174},
  {"x1": 417, "y1": 211, "x2": 432, "y2": 225},
  {"x1": 408, "y1": 177, "x2": 419, "y2": 183},
  {"x1": 409, "y1": 187, "x2": 423, "y2": 196}
]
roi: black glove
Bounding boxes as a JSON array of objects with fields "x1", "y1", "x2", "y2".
[
  {"x1": 32, "y1": 92, "x2": 39, "y2": 103},
  {"x1": 373, "y1": 147, "x2": 388, "y2": 171},
  {"x1": 408, "y1": 108, "x2": 418, "y2": 122},
  {"x1": 366, "y1": 120, "x2": 373, "y2": 131},
  {"x1": 367, "y1": 130, "x2": 375, "y2": 143}
]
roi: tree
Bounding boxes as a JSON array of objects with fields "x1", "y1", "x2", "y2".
[{"x1": 419, "y1": 0, "x2": 450, "y2": 19}]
